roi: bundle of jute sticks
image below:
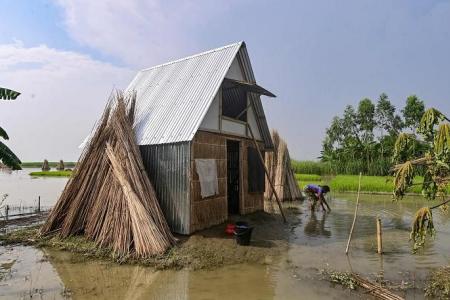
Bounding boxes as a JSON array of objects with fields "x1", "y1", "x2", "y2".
[
  {"x1": 265, "y1": 130, "x2": 303, "y2": 201},
  {"x1": 40, "y1": 92, "x2": 176, "y2": 257}
]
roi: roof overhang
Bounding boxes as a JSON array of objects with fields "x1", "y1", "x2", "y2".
[{"x1": 222, "y1": 78, "x2": 276, "y2": 98}]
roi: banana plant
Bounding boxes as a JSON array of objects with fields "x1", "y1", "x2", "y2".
[
  {"x1": 0, "y1": 87, "x2": 21, "y2": 169},
  {"x1": 0, "y1": 87, "x2": 20, "y2": 100}
]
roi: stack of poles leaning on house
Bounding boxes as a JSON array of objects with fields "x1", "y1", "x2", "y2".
[
  {"x1": 265, "y1": 130, "x2": 303, "y2": 202},
  {"x1": 40, "y1": 92, "x2": 176, "y2": 258}
]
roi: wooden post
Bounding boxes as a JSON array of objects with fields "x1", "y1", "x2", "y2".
[
  {"x1": 377, "y1": 217, "x2": 383, "y2": 254},
  {"x1": 37, "y1": 196, "x2": 41, "y2": 213},
  {"x1": 246, "y1": 123, "x2": 286, "y2": 223},
  {"x1": 5, "y1": 204, "x2": 9, "y2": 221},
  {"x1": 345, "y1": 172, "x2": 362, "y2": 254}
]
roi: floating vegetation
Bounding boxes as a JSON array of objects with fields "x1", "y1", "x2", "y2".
[
  {"x1": 425, "y1": 266, "x2": 450, "y2": 299},
  {"x1": 328, "y1": 271, "x2": 357, "y2": 290}
]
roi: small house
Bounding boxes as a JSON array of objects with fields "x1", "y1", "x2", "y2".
[{"x1": 127, "y1": 42, "x2": 275, "y2": 234}]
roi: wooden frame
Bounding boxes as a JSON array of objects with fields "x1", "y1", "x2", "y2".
[{"x1": 225, "y1": 136, "x2": 243, "y2": 215}]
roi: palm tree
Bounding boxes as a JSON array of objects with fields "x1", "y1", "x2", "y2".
[{"x1": 0, "y1": 87, "x2": 21, "y2": 170}]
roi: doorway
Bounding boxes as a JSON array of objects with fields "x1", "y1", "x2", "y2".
[{"x1": 227, "y1": 140, "x2": 240, "y2": 215}]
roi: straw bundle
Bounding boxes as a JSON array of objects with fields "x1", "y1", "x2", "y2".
[
  {"x1": 265, "y1": 130, "x2": 303, "y2": 201},
  {"x1": 40, "y1": 92, "x2": 175, "y2": 257},
  {"x1": 42, "y1": 159, "x2": 50, "y2": 171},
  {"x1": 56, "y1": 160, "x2": 65, "y2": 171}
]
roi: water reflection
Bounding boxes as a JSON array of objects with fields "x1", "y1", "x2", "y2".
[{"x1": 304, "y1": 212, "x2": 331, "y2": 238}]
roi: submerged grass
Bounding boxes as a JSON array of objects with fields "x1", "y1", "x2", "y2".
[{"x1": 29, "y1": 171, "x2": 73, "y2": 177}]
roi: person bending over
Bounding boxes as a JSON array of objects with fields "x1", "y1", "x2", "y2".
[{"x1": 304, "y1": 184, "x2": 331, "y2": 212}]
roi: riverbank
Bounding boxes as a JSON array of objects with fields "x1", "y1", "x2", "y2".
[
  {"x1": 296, "y1": 173, "x2": 426, "y2": 194},
  {"x1": 29, "y1": 170, "x2": 72, "y2": 177},
  {"x1": 21, "y1": 162, "x2": 76, "y2": 168}
]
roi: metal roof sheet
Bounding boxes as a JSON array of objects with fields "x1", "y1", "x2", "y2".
[{"x1": 126, "y1": 41, "x2": 274, "y2": 148}]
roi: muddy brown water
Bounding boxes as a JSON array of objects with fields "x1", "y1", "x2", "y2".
[{"x1": 0, "y1": 171, "x2": 449, "y2": 299}]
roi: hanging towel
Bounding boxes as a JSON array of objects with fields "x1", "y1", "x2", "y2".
[{"x1": 195, "y1": 159, "x2": 219, "y2": 198}]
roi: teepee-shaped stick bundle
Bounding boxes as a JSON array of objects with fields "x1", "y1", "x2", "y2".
[
  {"x1": 41, "y1": 92, "x2": 175, "y2": 257},
  {"x1": 265, "y1": 130, "x2": 303, "y2": 201}
]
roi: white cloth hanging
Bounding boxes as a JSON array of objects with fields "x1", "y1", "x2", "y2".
[{"x1": 195, "y1": 159, "x2": 219, "y2": 198}]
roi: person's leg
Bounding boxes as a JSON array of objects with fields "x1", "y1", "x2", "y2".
[{"x1": 319, "y1": 197, "x2": 326, "y2": 211}]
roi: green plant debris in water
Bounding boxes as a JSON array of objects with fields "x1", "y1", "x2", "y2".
[
  {"x1": 321, "y1": 270, "x2": 358, "y2": 290},
  {"x1": 425, "y1": 266, "x2": 450, "y2": 299}
]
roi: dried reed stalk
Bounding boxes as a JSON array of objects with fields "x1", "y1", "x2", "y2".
[
  {"x1": 265, "y1": 130, "x2": 303, "y2": 201},
  {"x1": 352, "y1": 273, "x2": 404, "y2": 300},
  {"x1": 40, "y1": 92, "x2": 175, "y2": 257}
]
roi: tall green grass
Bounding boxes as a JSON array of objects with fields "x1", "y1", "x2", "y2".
[
  {"x1": 296, "y1": 174, "x2": 427, "y2": 194},
  {"x1": 295, "y1": 174, "x2": 322, "y2": 182},
  {"x1": 291, "y1": 160, "x2": 332, "y2": 175}
]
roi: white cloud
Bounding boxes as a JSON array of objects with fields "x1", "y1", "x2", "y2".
[
  {"x1": 54, "y1": 0, "x2": 233, "y2": 67},
  {"x1": 0, "y1": 42, "x2": 134, "y2": 161}
]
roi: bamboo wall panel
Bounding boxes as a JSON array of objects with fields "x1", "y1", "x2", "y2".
[
  {"x1": 191, "y1": 130, "x2": 264, "y2": 231},
  {"x1": 191, "y1": 131, "x2": 227, "y2": 232}
]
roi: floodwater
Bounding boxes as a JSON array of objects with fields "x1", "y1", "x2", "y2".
[
  {"x1": 1, "y1": 171, "x2": 450, "y2": 299},
  {"x1": 0, "y1": 168, "x2": 67, "y2": 210}
]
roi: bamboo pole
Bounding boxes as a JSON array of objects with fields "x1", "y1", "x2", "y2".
[
  {"x1": 377, "y1": 217, "x2": 383, "y2": 254},
  {"x1": 345, "y1": 172, "x2": 362, "y2": 255},
  {"x1": 246, "y1": 123, "x2": 286, "y2": 223}
]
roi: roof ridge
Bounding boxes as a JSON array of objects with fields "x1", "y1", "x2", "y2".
[{"x1": 140, "y1": 41, "x2": 243, "y2": 72}]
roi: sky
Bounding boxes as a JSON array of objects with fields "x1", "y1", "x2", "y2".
[{"x1": 1, "y1": 0, "x2": 450, "y2": 162}]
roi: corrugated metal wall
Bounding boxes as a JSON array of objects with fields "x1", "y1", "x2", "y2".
[{"x1": 140, "y1": 142, "x2": 191, "y2": 234}]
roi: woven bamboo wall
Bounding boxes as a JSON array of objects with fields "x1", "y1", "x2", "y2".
[
  {"x1": 190, "y1": 130, "x2": 264, "y2": 232},
  {"x1": 190, "y1": 131, "x2": 227, "y2": 232}
]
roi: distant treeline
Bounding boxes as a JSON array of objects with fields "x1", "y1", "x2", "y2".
[
  {"x1": 321, "y1": 94, "x2": 427, "y2": 176},
  {"x1": 21, "y1": 161, "x2": 77, "y2": 168}
]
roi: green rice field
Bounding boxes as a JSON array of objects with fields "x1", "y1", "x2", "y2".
[
  {"x1": 29, "y1": 170, "x2": 73, "y2": 177},
  {"x1": 296, "y1": 173, "x2": 427, "y2": 194}
]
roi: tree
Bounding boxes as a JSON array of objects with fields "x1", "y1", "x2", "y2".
[
  {"x1": 402, "y1": 95, "x2": 425, "y2": 130},
  {"x1": 357, "y1": 98, "x2": 376, "y2": 135},
  {"x1": 321, "y1": 93, "x2": 426, "y2": 176},
  {"x1": 393, "y1": 108, "x2": 450, "y2": 251},
  {"x1": 375, "y1": 93, "x2": 404, "y2": 136}
]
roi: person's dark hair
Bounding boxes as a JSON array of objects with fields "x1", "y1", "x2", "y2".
[{"x1": 320, "y1": 185, "x2": 330, "y2": 193}]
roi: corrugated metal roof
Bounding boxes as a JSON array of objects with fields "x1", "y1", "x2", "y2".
[{"x1": 126, "y1": 41, "x2": 273, "y2": 148}]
